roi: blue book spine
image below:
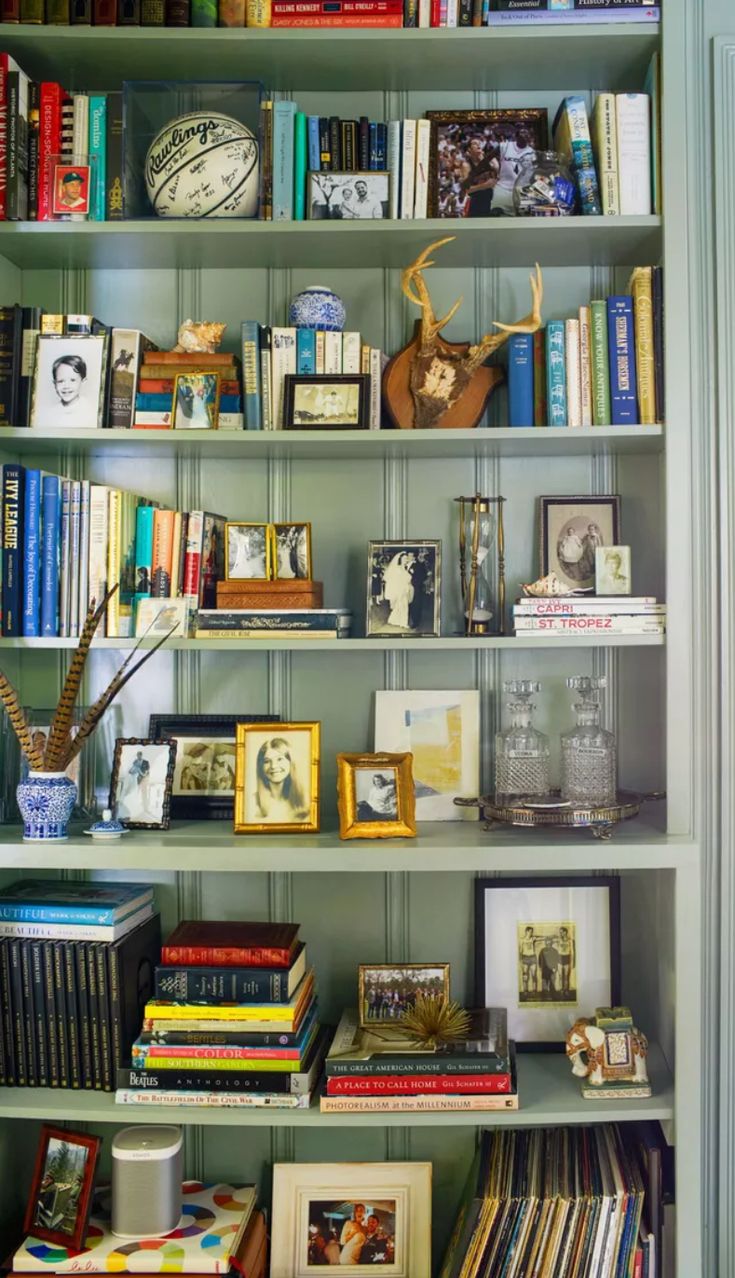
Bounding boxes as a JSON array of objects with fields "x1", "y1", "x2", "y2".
[
  {"x1": 220, "y1": 395, "x2": 241, "y2": 412},
  {"x1": 507, "y1": 334, "x2": 534, "y2": 428},
  {"x1": 376, "y1": 123, "x2": 387, "y2": 170},
  {"x1": 296, "y1": 328, "x2": 316, "y2": 374},
  {"x1": 554, "y1": 95, "x2": 602, "y2": 216},
  {"x1": 545, "y1": 321, "x2": 567, "y2": 426},
  {"x1": 41, "y1": 475, "x2": 60, "y2": 638},
  {"x1": 606, "y1": 295, "x2": 638, "y2": 424},
  {"x1": 0, "y1": 899, "x2": 149, "y2": 925},
  {"x1": 135, "y1": 393, "x2": 174, "y2": 412},
  {"x1": 2, "y1": 463, "x2": 24, "y2": 637},
  {"x1": 240, "y1": 321, "x2": 262, "y2": 431},
  {"x1": 88, "y1": 95, "x2": 107, "y2": 224},
  {"x1": 307, "y1": 115, "x2": 320, "y2": 175},
  {"x1": 369, "y1": 122, "x2": 379, "y2": 171},
  {"x1": 22, "y1": 468, "x2": 41, "y2": 637},
  {"x1": 133, "y1": 503, "x2": 154, "y2": 617},
  {"x1": 273, "y1": 101, "x2": 296, "y2": 222}
]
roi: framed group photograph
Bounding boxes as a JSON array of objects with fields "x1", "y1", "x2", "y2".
[
  {"x1": 225, "y1": 522, "x2": 270, "y2": 580},
  {"x1": 374, "y1": 690, "x2": 480, "y2": 822},
  {"x1": 308, "y1": 171, "x2": 390, "y2": 220},
  {"x1": 337, "y1": 752, "x2": 416, "y2": 840},
  {"x1": 270, "y1": 1161, "x2": 432, "y2": 1278},
  {"x1": 539, "y1": 495, "x2": 621, "y2": 594},
  {"x1": 367, "y1": 541, "x2": 441, "y2": 638},
  {"x1": 273, "y1": 522, "x2": 312, "y2": 580},
  {"x1": 30, "y1": 334, "x2": 108, "y2": 430},
  {"x1": 148, "y1": 713, "x2": 279, "y2": 820},
  {"x1": 358, "y1": 963, "x2": 450, "y2": 1027},
  {"x1": 173, "y1": 371, "x2": 220, "y2": 430},
  {"x1": 284, "y1": 374, "x2": 370, "y2": 431},
  {"x1": 234, "y1": 722, "x2": 320, "y2": 834},
  {"x1": 109, "y1": 737, "x2": 177, "y2": 830},
  {"x1": 24, "y1": 1125, "x2": 100, "y2": 1251},
  {"x1": 427, "y1": 108, "x2": 548, "y2": 218},
  {"x1": 475, "y1": 876, "x2": 621, "y2": 1050}
]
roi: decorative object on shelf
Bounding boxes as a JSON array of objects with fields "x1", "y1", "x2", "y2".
[
  {"x1": 270, "y1": 1162, "x2": 432, "y2": 1278},
  {"x1": 84, "y1": 809, "x2": 129, "y2": 840},
  {"x1": 144, "y1": 112, "x2": 259, "y2": 219},
  {"x1": 401, "y1": 993, "x2": 472, "y2": 1049},
  {"x1": 521, "y1": 571, "x2": 582, "y2": 598},
  {"x1": 288, "y1": 285, "x2": 347, "y2": 333},
  {"x1": 111, "y1": 1126, "x2": 183, "y2": 1240},
  {"x1": 560, "y1": 675, "x2": 617, "y2": 806},
  {"x1": 539, "y1": 494, "x2": 621, "y2": 594},
  {"x1": 173, "y1": 319, "x2": 227, "y2": 354},
  {"x1": 357, "y1": 963, "x2": 450, "y2": 1029},
  {"x1": 16, "y1": 772, "x2": 78, "y2": 846},
  {"x1": 283, "y1": 373, "x2": 371, "y2": 431},
  {"x1": 23, "y1": 1125, "x2": 101, "y2": 1251},
  {"x1": 172, "y1": 371, "x2": 221, "y2": 430},
  {"x1": 8, "y1": 707, "x2": 96, "y2": 823},
  {"x1": 426, "y1": 108, "x2": 549, "y2": 219},
  {"x1": 215, "y1": 580, "x2": 325, "y2": 612},
  {"x1": 475, "y1": 876, "x2": 620, "y2": 1050},
  {"x1": 565, "y1": 1006, "x2": 651, "y2": 1099},
  {"x1": 383, "y1": 238, "x2": 543, "y2": 430},
  {"x1": 135, "y1": 596, "x2": 195, "y2": 639},
  {"x1": 51, "y1": 162, "x2": 92, "y2": 220},
  {"x1": 457, "y1": 790, "x2": 664, "y2": 841},
  {"x1": 109, "y1": 738, "x2": 177, "y2": 831},
  {"x1": 234, "y1": 722, "x2": 321, "y2": 834},
  {"x1": 148, "y1": 713, "x2": 280, "y2": 821},
  {"x1": 225, "y1": 522, "x2": 271, "y2": 580},
  {"x1": 513, "y1": 150, "x2": 576, "y2": 216},
  {"x1": 494, "y1": 680, "x2": 551, "y2": 802},
  {"x1": 337, "y1": 752, "x2": 416, "y2": 841},
  {"x1": 272, "y1": 523, "x2": 312, "y2": 580},
  {"x1": 366, "y1": 540, "x2": 441, "y2": 638},
  {"x1": 595, "y1": 545, "x2": 632, "y2": 595},
  {"x1": 307, "y1": 172, "x2": 390, "y2": 220},
  {"x1": 374, "y1": 689, "x2": 480, "y2": 822},
  {"x1": 456, "y1": 492, "x2": 506, "y2": 635},
  {"x1": 30, "y1": 333, "x2": 108, "y2": 431}
]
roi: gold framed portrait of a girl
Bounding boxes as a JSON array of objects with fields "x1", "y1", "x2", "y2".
[{"x1": 234, "y1": 722, "x2": 320, "y2": 834}]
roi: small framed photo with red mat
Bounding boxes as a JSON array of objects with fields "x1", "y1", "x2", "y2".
[
  {"x1": 51, "y1": 164, "x2": 91, "y2": 217},
  {"x1": 24, "y1": 1125, "x2": 100, "y2": 1250}
]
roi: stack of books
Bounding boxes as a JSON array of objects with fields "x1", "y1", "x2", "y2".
[
  {"x1": 195, "y1": 607, "x2": 352, "y2": 640},
  {"x1": 488, "y1": 1, "x2": 660, "y2": 25},
  {"x1": 117, "y1": 920, "x2": 328, "y2": 1109},
  {"x1": 134, "y1": 349, "x2": 243, "y2": 431},
  {"x1": 513, "y1": 595, "x2": 666, "y2": 637},
  {"x1": 0, "y1": 879, "x2": 160, "y2": 1091},
  {"x1": 321, "y1": 1007, "x2": 517, "y2": 1114}
]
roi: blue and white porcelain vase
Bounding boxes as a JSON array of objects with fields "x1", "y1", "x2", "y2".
[
  {"x1": 288, "y1": 285, "x2": 346, "y2": 332},
  {"x1": 17, "y1": 771, "x2": 77, "y2": 843}
]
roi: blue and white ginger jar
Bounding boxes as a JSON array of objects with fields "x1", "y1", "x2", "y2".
[
  {"x1": 288, "y1": 285, "x2": 346, "y2": 332},
  {"x1": 17, "y1": 771, "x2": 77, "y2": 842}
]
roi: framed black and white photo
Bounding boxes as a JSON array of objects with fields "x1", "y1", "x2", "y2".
[
  {"x1": 427, "y1": 108, "x2": 548, "y2": 218},
  {"x1": 148, "y1": 713, "x2": 279, "y2": 820},
  {"x1": 225, "y1": 522, "x2": 270, "y2": 580},
  {"x1": 308, "y1": 172, "x2": 390, "y2": 220},
  {"x1": 284, "y1": 375, "x2": 370, "y2": 431},
  {"x1": 173, "y1": 371, "x2": 220, "y2": 430},
  {"x1": 109, "y1": 737, "x2": 177, "y2": 830},
  {"x1": 272, "y1": 523, "x2": 312, "y2": 580},
  {"x1": 234, "y1": 722, "x2": 320, "y2": 835},
  {"x1": 475, "y1": 876, "x2": 621, "y2": 1050},
  {"x1": 367, "y1": 540, "x2": 441, "y2": 638},
  {"x1": 539, "y1": 495, "x2": 621, "y2": 594},
  {"x1": 30, "y1": 334, "x2": 108, "y2": 430},
  {"x1": 337, "y1": 752, "x2": 416, "y2": 840},
  {"x1": 595, "y1": 545, "x2": 632, "y2": 596}
]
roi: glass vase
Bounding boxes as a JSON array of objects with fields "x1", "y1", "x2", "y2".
[
  {"x1": 560, "y1": 675, "x2": 617, "y2": 806},
  {"x1": 495, "y1": 680, "x2": 551, "y2": 802}
]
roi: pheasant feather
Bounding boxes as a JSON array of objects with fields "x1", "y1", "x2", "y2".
[
  {"x1": 44, "y1": 588, "x2": 115, "y2": 771},
  {"x1": 0, "y1": 672, "x2": 44, "y2": 770}
]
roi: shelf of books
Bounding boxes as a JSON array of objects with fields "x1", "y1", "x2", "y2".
[{"x1": 0, "y1": 634, "x2": 666, "y2": 651}]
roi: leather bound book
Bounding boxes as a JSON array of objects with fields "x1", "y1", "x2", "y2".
[{"x1": 161, "y1": 920, "x2": 300, "y2": 968}]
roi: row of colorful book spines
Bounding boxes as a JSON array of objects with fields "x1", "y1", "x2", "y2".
[
  {"x1": 0, "y1": 0, "x2": 545, "y2": 24},
  {"x1": 137, "y1": 393, "x2": 243, "y2": 413}
]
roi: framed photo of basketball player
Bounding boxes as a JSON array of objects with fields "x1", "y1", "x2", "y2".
[{"x1": 427, "y1": 109, "x2": 548, "y2": 218}]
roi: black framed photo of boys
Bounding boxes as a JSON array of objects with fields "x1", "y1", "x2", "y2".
[
  {"x1": 109, "y1": 737, "x2": 177, "y2": 830},
  {"x1": 24, "y1": 1125, "x2": 100, "y2": 1251},
  {"x1": 367, "y1": 541, "x2": 441, "y2": 638},
  {"x1": 427, "y1": 108, "x2": 548, "y2": 219},
  {"x1": 283, "y1": 375, "x2": 370, "y2": 431},
  {"x1": 273, "y1": 523, "x2": 312, "y2": 580},
  {"x1": 30, "y1": 334, "x2": 108, "y2": 430},
  {"x1": 475, "y1": 876, "x2": 621, "y2": 1050},
  {"x1": 337, "y1": 752, "x2": 416, "y2": 840},
  {"x1": 149, "y1": 713, "x2": 279, "y2": 820},
  {"x1": 539, "y1": 495, "x2": 621, "y2": 594}
]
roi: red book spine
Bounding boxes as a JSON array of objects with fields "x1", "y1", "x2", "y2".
[
  {"x1": 326, "y1": 1072, "x2": 514, "y2": 1096},
  {"x1": 633, "y1": 1251, "x2": 642, "y2": 1278},
  {"x1": 271, "y1": 10, "x2": 403, "y2": 21},
  {"x1": 429, "y1": 0, "x2": 440, "y2": 22},
  {"x1": 0, "y1": 58, "x2": 10, "y2": 220},
  {"x1": 93, "y1": 0, "x2": 117, "y2": 19},
  {"x1": 161, "y1": 945, "x2": 293, "y2": 968},
  {"x1": 139, "y1": 378, "x2": 240, "y2": 395},
  {"x1": 38, "y1": 82, "x2": 64, "y2": 223},
  {"x1": 1, "y1": 0, "x2": 20, "y2": 19}
]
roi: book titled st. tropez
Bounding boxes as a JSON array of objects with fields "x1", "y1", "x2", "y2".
[
  {"x1": 607, "y1": 295, "x2": 638, "y2": 424},
  {"x1": 0, "y1": 879, "x2": 153, "y2": 926}
]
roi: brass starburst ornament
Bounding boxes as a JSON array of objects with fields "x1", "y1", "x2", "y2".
[{"x1": 400, "y1": 994, "x2": 472, "y2": 1049}]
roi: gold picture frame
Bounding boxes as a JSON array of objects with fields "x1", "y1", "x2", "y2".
[
  {"x1": 225, "y1": 521, "x2": 271, "y2": 581},
  {"x1": 357, "y1": 962, "x2": 450, "y2": 1028},
  {"x1": 234, "y1": 721, "x2": 320, "y2": 834},
  {"x1": 271, "y1": 522, "x2": 313, "y2": 580},
  {"x1": 172, "y1": 370, "x2": 221, "y2": 430},
  {"x1": 337, "y1": 751, "x2": 416, "y2": 840}
]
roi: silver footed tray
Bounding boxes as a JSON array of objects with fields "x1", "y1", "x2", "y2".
[{"x1": 455, "y1": 791, "x2": 665, "y2": 840}]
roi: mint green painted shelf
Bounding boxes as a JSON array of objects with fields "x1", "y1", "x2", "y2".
[
  {"x1": 0, "y1": 25, "x2": 659, "y2": 93},
  {"x1": 0, "y1": 217, "x2": 662, "y2": 271}
]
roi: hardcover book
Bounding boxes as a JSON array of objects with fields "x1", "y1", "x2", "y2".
[
  {"x1": 119, "y1": 1025, "x2": 327, "y2": 1096},
  {"x1": 154, "y1": 942, "x2": 307, "y2": 1004},
  {"x1": 145, "y1": 971, "x2": 314, "y2": 1026},
  {"x1": 161, "y1": 919, "x2": 301, "y2": 968},
  {"x1": 2, "y1": 461, "x2": 24, "y2": 636},
  {"x1": 507, "y1": 333, "x2": 533, "y2": 428},
  {"x1": 0, "y1": 879, "x2": 154, "y2": 927},
  {"x1": 607, "y1": 294, "x2": 638, "y2": 425},
  {"x1": 326, "y1": 1008, "x2": 510, "y2": 1075}
]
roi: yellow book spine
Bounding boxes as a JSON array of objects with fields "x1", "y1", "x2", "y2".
[
  {"x1": 106, "y1": 489, "x2": 121, "y2": 636},
  {"x1": 144, "y1": 1001, "x2": 296, "y2": 1022},
  {"x1": 136, "y1": 1055, "x2": 298, "y2": 1071},
  {"x1": 246, "y1": 0, "x2": 270, "y2": 24},
  {"x1": 629, "y1": 266, "x2": 656, "y2": 425}
]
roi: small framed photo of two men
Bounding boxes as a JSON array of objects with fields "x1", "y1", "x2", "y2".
[{"x1": 427, "y1": 109, "x2": 548, "y2": 219}]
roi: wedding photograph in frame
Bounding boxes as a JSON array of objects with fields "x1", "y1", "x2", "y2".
[
  {"x1": 366, "y1": 541, "x2": 441, "y2": 638},
  {"x1": 148, "y1": 713, "x2": 280, "y2": 820},
  {"x1": 539, "y1": 495, "x2": 621, "y2": 594},
  {"x1": 337, "y1": 752, "x2": 416, "y2": 840},
  {"x1": 108, "y1": 737, "x2": 177, "y2": 830},
  {"x1": 234, "y1": 722, "x2": 321, "y2": 834},
  {"x1": 270, "y1": 1161, "x2": 432, "y2": 1278},
  {"x1": 475, "y1": 876, "x2": 621, "y2": 1050},
  {"x1": 23, "y1": 1125, "x2": 100, "y2": 1251}
]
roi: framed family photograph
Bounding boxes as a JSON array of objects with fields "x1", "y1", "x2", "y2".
[
  {"x1": 273, "y1": 523, "x2": 312, "y2": 580},
  {"x1": 270, "y1": 1161, "x2": 432, "y2": 1278},
  {"x1": 24, "y1": 1125, "x2": 100, "y2": 1250},
  {"x1": 149, "y1": 713, "x2": 279, "y2": 820},
  {"x1": 284, "y1": 375, "x2": 370, "y2": 431},
  {"x1": 30, "y1": 334, "x2": 108, "y2": 430},
  {"x1": 367, "y1": 541, "x2": 441, "y2": 638},
  {"x1": 109, "y1": 737, "x2": 177, "y2": 830},
  {"x1": 337, "y1": 752, "x2": 416, "y2": 840},
  {"x1": 308, "y1": 172, "x2": 390, "y2": 220},
  {"x1": 539, "y1": 495, "x2": 621, "y2": 593},
  {"x1": 226, "y1": 522, "x2": 270, "y2": 580},
  {"x1": 374, "y1": 690, "x2": 480, "y2": 822},
  {"x1": 234, "y1": 722, "x2": 320, "y2": 834},
  {"x1": 475, "y1": 876, "x2": 621, "y2": 1050},
  {"x1": 173, "y1": 371, "x2": 220, "y2": 430},
  {"x1": 358, "y1": 963, "x2": 450, "y2": 1027},
  {"x1": 427, "y1": 108, "x2": 548, "y2": 218},
  {"x1": 595, "y1": 545, "x2": 632, "y2": 596}
]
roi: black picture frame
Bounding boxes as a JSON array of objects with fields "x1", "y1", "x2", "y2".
[
  {"x1": 474, "y1": 875, "x2": 621, "y2": 1052},
  {"x1": 148, "y1": 713, "x2": 280, "y2": 821},
  {"x1": 539, "y1": 494, "x2": 622, "y2": 595},
  {"x1": 109, "y1": 737, "x2": 177, "y2": 830},
  {"x1": 283, "y1": 374, "x2": 371, "y2": 431}
]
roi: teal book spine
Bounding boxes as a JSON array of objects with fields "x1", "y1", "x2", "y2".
[
  {"x1": 296, "y1": 328, "x2": 316, "y2": 374},
  {"x1": 240, "y1": 321, "x2": 262, "y2": 431},
  {"x1": 545, "y1": 320, "x2": 567, "y2": 427},
  {"x1": 133, "y1": 504, "x2": 154, "y2": 620},
  {"x1": 88, "y1": 95, "x2": 106, "y2": 223},
  {"x1": 273, "y1": 101, "x2": 297, "y2": 222},
  {"x1": 293, "y1": 112, "x2": 307, "y2": 221},
  {"x1": 191, "y1": 0, "x2": 217, "y2": 21}
]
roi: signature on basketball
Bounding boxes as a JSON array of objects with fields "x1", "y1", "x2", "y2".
[{"x1": 146, "y1": 118, "x2": 231, "y2": 182}]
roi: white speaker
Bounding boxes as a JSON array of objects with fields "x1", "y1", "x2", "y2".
[{"x1": 111, "y1": 1126, "x2": 183, "y2": 1239}]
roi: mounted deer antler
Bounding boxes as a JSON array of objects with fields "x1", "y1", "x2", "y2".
[{"x1": 384, "y1": 236, "x2": 544, "y2": 430}]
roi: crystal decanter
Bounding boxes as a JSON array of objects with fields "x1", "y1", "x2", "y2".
[
  {"x1": 560, "y1": 675, "x2": 617, "y2": 806},
  {"x1": 495, "y1": 680, "x2": 551, "y2": 801}
]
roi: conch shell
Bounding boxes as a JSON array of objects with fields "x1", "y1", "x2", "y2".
[
  {"x1": 521, "y1": 572, "x2": 584, "y2": 598},
  {"x1": 174, "y1": 320, "x2": 227, "y2": 354}
]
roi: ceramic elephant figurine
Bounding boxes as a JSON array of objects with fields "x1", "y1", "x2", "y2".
[{"x1": 565, "y1": 1007, "x2": 649, "y2": 1091}]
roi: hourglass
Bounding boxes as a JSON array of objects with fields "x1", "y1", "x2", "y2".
[{"x1": 455, "y1": 494, "x2": 506, "y2": 635}]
